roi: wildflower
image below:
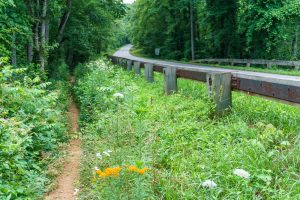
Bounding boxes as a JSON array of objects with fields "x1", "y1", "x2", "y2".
[
  {"x1": 233, "y1": 169, "x2": 250, "y2": 179},
  {"x1": 202, "y1": 180, "x2": 217, "y2": 189},
  {"x1": 113, "y1": 92, "x2": 124, "y2": 98},
  {"x1": 95, "y1": 167, "x2": 99, "y2": 171},
  {"x1": 96, "y1": 166, "x2": 122, "y2": 178},
  {"x1": 280, "y1": 141, "x2": 290, "y2": 146},
  {"x1": 96, "y1": 153, "x2": 102, "y2": 159},
  {"x1": 128, "y1": 166, "x2": 150, "y2": 175},
  {"x1": 74, "y1": 188, "x2": 79, "y2": 195},
  {"x1": 103, "y1": 150, "x2": 112, "y2": 157}
]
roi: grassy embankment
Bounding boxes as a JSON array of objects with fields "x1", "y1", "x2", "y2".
[{"x1": 75, "y1": 58, "x2": 300, "y2": 199}]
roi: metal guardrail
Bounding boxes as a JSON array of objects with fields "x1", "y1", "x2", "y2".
[
  {"x1": 193, "y1": 58, "x2": 300, "y2": 70},
  {"x1": 110, "y1": 56, "x2": 300, "y2": 111}
]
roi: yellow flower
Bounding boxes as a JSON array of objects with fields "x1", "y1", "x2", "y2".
[
  {"x1": 127, "y1": 166, "x2": 150, "y2": 175},
  {"x1": 96, "y1": 166, "x2": 122, "y2": 178}
]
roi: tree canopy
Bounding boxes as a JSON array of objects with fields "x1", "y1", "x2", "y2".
[
  {"x1": 129, "y1": 0, "x2": 300, "y2": 60},
  {"x1": 0, "y1": 0, "x2": 127, "y2": 71}
]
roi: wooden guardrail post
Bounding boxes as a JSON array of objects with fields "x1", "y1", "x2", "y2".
[
  {"x1": 163, "y1": 66, "x2": 177, "y2": 95},
  {"x1": 133, "y1": 62, "x2": 141, "y2": 75},
  {"x1": 127, "y1": 60, "x2": 133, "y2": 71},
  {"x1": 116, "y1": 57, "x2": 121, "y2": 65},
  {"x1": 144, "y1": 63, "x2": 154, "y2": 82},
  {"x1": 121, "y1": 59, "x2": 126, "y2": 69},
  {"x1": 207, "y1": 72, "x2": 232, "y2": 113}
]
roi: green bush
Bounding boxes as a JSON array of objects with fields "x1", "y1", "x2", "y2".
[
  {"x1": 49, "y1": 59, "x2": 70, "y2": 81},
  {"x1": 0, "y1": 59, "x2": 68, "y2": 199}
]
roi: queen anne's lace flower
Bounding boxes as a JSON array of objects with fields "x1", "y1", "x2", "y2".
[
  {"x1": 202, "y1": 180, "x2": 217, "y2": 189},
  {"x1": 74, "y1": 188, "x2": 79, "y2": 195},
  {"x1": 96, "y1": 153, "x2": 102, "y2": 159},
  {"x1": 103, "y1": 150, "x2": 112, "y2": 157},
  {"x1": 233, "y1": 169, "x2": 250, "y2": 179},
  {"x1": 113, "y1": 93, "x2": 124, "y2": 98},
  {"x1": 280, "y1": 141, "x2": 290, "y2": 146}
]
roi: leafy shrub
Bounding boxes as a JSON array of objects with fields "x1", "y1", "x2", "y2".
[
  {"x1": 49, "y1": 59, "x2": 70, "y2": 81},
  {"x1": 0, "y1": 59, "x2": 68, "y2": 199}
]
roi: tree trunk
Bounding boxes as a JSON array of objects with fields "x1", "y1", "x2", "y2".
[
  {"x1": 57, "y1": 0, "x2": 72, "y2": 43},
  {"x1": 34, "y1": 0, "x2": 40, "y2": 53},
  {"x1": 45, "y1": 18, "x2": 49, "y2": 45},
  {"x1": 27, "y1": 38, "x2": 33, "y2": 63},
  {"x1": 190, "y1": 0, "x2": 195, "y2": 60},
  {"x1": 23, "y1": 0, "x2": 34, "y2": 63},
  {"x1": 39, "y1": 0, "x2": 47, "y2": 71},
  {"x1": 11, "y1": 32, "x2": 17, "y2": 67},
  {"x1": 292, "y1": 25, "x2": 299, "y2": 59}
]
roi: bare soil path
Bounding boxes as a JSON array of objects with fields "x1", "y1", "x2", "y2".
[{"x1": 46, "y1": 78, "x2": 81, "y2": 200}]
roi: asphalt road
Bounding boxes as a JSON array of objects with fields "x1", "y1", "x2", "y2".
[{"x1": 114, "y1": 44, "x2": 300, "y2": 87}]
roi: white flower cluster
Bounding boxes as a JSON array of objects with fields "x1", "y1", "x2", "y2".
[
  {"x1": 202, "y1": 168, "x2": 251, "y2": 190},
  {"x1": 113, "y1": 92, "x2": 124, "y2": 99},
  {"x1": 233, "y1": 169, "x2": 251, "y2": 179},
  {"x1": 202, "y1": 180, "x2": 217, "y2": 189},
  {"x1": 96, "y1": 150, "x2": 113, "y2": 160}
]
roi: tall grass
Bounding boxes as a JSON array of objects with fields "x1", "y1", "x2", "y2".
[{"x1": 75, "y1": 58, "x2": 300, "y2": 199}]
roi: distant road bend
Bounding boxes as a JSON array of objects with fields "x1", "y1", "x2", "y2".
[{"x1": 113, "y1": 44, "x2": 300, "y2": 104}]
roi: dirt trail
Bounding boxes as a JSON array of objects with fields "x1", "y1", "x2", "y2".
[{"x1": 47, "y1": 80, "x2": 81, "y2": 200}]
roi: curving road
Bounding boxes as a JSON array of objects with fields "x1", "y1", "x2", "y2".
[
  {"x1": 113, "y1": 44, "x2": 300, "y2": 104},
  {"x1": 114, "y1": 44, "x2": 300, "y2": 87}
]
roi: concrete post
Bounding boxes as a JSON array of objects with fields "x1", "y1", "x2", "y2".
[
  {"x1": 127, "y1": 60, "x2": 133, "y2": 71},
  {"x1": 144, "y1": 63, "x2": 154, "y2": 82},
  {"x1": 295, "y1": 65, "x2": 299, "y2": 70},
  {"x1": 267, "y1": 63, "x2": 272, "y2": 69},
  {"x1": 133, "y1": 62, "x2": 141, "y2": 75},
  {"x1": 246, "y1": 63, "x2": 251, "y2": 68},
  {"x1": 207, "y1": 72, "x2": 232, "y2": 113},
  {"x1": 163, "y1": 66, "x2": 177, "y2": 95}
]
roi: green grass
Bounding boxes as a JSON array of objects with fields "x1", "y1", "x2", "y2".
[
  {"x1": 130, "y1": 47, "x2": 300, "y2": 77},
  {"x1": 75, "y1": 58, "x2": 300, "y2": 199}
]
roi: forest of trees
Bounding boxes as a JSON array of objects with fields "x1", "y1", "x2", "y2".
[
  {"x1": 129, "y1": 0, "x2": 300, "y2": 61},
  {"x1": 0, "y1": 0, "x2": 127, "y2": 72}
]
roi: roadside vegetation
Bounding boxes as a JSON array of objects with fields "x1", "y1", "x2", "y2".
[
  {"x1": 0, "y1": 58, "x2": 69, "y2": 199},
  {"x1": 74, "y1": 58, "x2": 300, "y2": 199}
]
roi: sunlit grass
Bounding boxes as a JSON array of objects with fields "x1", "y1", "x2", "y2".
[{"x1": 75, "y1": 58, "x2": 300, "y2": 199}]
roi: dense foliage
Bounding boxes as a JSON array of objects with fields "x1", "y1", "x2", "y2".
[
  {"x1": 0, "y1": 0, "x2": 127, "y2": 70},
  {"x1": 0, "y1": 58, "x2": 69, "y2": 199},
  {"x1": 74, "y1": 59, "x2": 300, "y2": 199},
  {"x1": 129, "y1": 0, "x2": 300, "y2": 60}
]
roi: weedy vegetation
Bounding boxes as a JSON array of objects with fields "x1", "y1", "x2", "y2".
[
  {"x1": 0, "y1": 58, "x2": 69, "y2": 199},
  {"x1": 75, "y1": 58, "x2": 300, "y2": 199}
]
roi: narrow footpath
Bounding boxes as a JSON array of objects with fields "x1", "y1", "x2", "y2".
[{"x1": 47, "y1": 78, "x2": 81, "y2": 200}]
